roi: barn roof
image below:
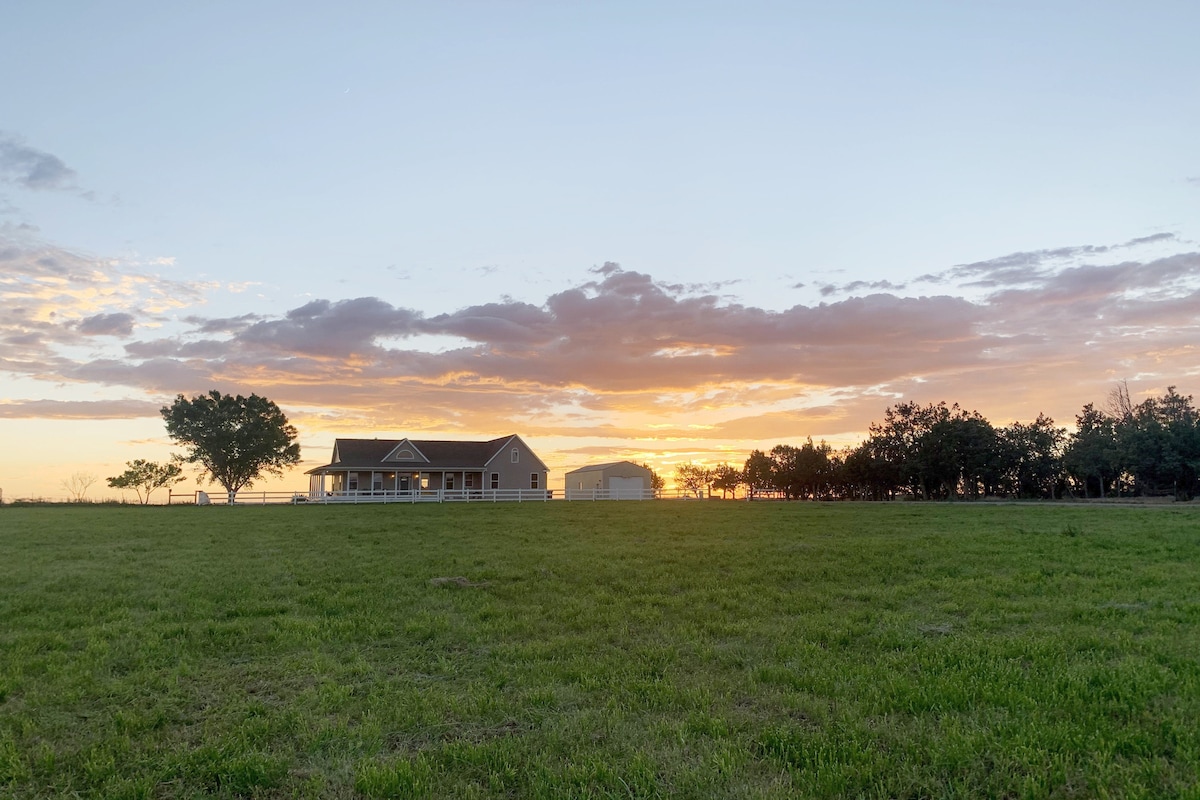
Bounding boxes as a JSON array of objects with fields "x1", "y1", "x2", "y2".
[{"x1": 564, "y1": 460, "x2": 651, "y2": 475}]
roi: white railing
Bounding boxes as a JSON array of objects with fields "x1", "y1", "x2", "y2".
[
  {"x1": 563, "y1": 488, "x2": 659, "y2": 501},
  {"x1": 168, "y1": 487, "x2": 664, "y2": 505},
  {"x1": 169, "y1": 490, "x2": 307, "y2": 505},
  {"x1": 307, "y1": 488, "x2": 555, "y2": 504}
]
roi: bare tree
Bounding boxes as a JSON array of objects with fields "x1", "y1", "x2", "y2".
[
  {"x1": 61, "y1": 472, "x2": 98, "y2": 502},
  {"x1": 1106, "y1": 380, "x2": 1134, "y2": 421}
]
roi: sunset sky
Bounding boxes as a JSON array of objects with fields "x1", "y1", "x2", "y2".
[{"x1": 2, "y1": 2, "x2": 1198, "y2": 500}]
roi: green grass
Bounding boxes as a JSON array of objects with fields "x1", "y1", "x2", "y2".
[{"x1": 1, "y1": 502, "x2": 1199, "y2": 798}]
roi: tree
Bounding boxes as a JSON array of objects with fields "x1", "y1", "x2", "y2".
[
  {"x1": 1117, "y1": 386, "x2": 1200, "y2": 499},
  {"x1": 844, "y1": 436, "x2": 902, "y2": 500},
  {"x1": 162, "y1": 390, "x2": 301, "y2": 499},
  {"x1": 61, "y1": 472, "x2": 98, "y2": 502},
  {"x1": 1063, "y1": 403, "x2": 1120, "y2": 498},
  {"x1": 769, "y1": 439, "x2": 834, "y2": 500},
  {"x1": 929, "y1": 412, "x2": 1001, "y2": 499},
  {"x1": 640, "y1": 463, "x2": 666, "y2": 495},
  {"x1": 998, "y1": 414, "x2": 1065, "y2": 499},
  {"x1": 107, "y1": 458, "x2": 185, "y2": 504},
  {"x1": 1106, "y1": 380, "x2": 1134, "y2": 421},
  {"x1": 869, "y1": 401, "x2": 961, "y2": 499},
  {"x1": 742, "y1": 450, "x2": 775, "y2": 499},
  {"x1": 674, "y1": 463, "x2": 712, "y2": 498},
  {"x1": 796, "y1": 438, "x2": 834, "y2": 499},
  {"x1": 769, "y1": 444, "x2": 801, "y2": 499},
  {"x1": 710, "y1": 463, "x2": 743, "y2": 499}
]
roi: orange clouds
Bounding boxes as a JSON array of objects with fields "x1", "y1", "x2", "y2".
[{"x1": 2, "y1": 234, "x2": 1199, "y2": 498}]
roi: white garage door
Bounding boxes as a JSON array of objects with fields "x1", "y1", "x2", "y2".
[{"x1": 608, "y1": 476, "x2": 645, "y2": 499}]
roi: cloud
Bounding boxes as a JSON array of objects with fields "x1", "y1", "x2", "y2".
[
  {"x1": 0, "y1": 233, "x2": 212, "y2": 374},
  {"x1": 0, "y1": 134, "x2": 79, "y2": 191},
  {"x1": 77, "y1": 312, "x2": 136, "y2": 337},
  {"x1": 819, "y1": 279, "x2": 906, "y2": 297},
  {"x1": 91, "y1": 265, "x2": 988, "y2": 419},
  {"x1": 61, "y1": 254, "x2": 1191, "y2": 411},
  {"x1": 4, "y1": 240, "x2": 1200, "y2": 478},
  {"x1": 1123, "y1": 233, "x2": 1176, "y2": 247},
  {"x1": 182, "y1": 313, "x2": 264, "y2": 334},
  {"x1": 0, "y1": 398, "x2": 162, "y2": 419},
  {"x1": 932, "y1": 233, "x2": 1183, "y2": 289},
  {"x1": 235, "y1": 298, "x2": 424, "y2": 357}
]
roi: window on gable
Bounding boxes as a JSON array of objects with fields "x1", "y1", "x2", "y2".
[
  {"x1": 511, "y1": 448, "x2": 520, "y2": 463},
  {"x1": 396, "y1": 449, "x2": 414, "y2": 460}
]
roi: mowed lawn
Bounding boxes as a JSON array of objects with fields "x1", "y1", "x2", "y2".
[{"x1": 1, "y1": 502, "x2": 1199, "y2": 799}]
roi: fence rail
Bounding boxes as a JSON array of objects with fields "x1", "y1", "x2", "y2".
[
  {"x1": 307, "y1": 488, "x2": 556, "y2": 504},
  {"x1": 563, "y1": 488, "x2": 660, "y2": 501},
  {"x1": 167, "y1": 487, "x2": 664, "y2": 505}
]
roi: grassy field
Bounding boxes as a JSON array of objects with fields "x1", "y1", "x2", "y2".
[{"x1": 1, "y1": 501, "x2": 1198, "y2": 799}]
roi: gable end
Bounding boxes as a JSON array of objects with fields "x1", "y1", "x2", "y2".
[{"x1": 384, "y1": 438, "x2": 430, "y2": 463}]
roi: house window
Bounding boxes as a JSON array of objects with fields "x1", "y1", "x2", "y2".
[
  {"x1": 490, "y1": 473, "x2": 499, "y2": 489},
  {"x1": 348, "y1": 475, "x2": 358, "y2": 491},
  {"x1": 373, "y1": 476, "x2": 382, "y2": 491},
  {"x1": 420, "y1": 473, "x2": 430, "y2": 490},
  {"x1": 466, "y1": 474, "x2": 474, "y2": 488},
  {"x1": 530, "y1": 473, "x2": 539, "y2": 489},
  {"x1": 445, "y1": 474, "x2": 455, "y2": 490},
  {"x1": 511, "y1": 448, "x2": 519, "y2": 463}
]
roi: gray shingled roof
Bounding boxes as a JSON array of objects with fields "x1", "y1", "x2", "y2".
[{"x1": 307, "y1": 435, "x2": 545, "y2": 473}]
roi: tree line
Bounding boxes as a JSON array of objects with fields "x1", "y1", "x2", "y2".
[{"x1": 674, "y1": 385, "x2": 1200, "y2": 501}]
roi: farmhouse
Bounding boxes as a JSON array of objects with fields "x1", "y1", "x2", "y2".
[
  {"x1": 564, "y1": 460, "x2": 656, "y2": 500},
  {"x1": 306, "y1": 435, "x2": 549, "y2": 500}
]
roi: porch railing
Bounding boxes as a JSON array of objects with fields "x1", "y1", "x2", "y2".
[{"x1": 308, "y1": 488, "x2": 554, "y2": 503}]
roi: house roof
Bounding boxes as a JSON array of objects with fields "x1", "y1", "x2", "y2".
[{"x1": 306, "y1": 435, "x2": 548, "y2": 474}]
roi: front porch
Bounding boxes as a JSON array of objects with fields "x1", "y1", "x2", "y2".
[{"x1": 308, "y1": 468, "x2": 503, "y2": 500}]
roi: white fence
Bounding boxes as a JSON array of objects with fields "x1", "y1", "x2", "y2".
[
  {"x1": 307, "y1": 488, "x2": 557, "y2": 504},
  {"x1": 169, "y1": 490, "x2": 301, "y2": 505},
  {"x1": 563, "y1": 488, "x2": 660, "y2": 501},
  {"x1": 168, "y1": 487, "x2": 662, "y2": 505}
]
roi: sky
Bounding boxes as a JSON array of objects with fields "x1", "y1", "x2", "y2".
[{"x1": 2, "y1": 1, "x2": 1199, "y2": 500}]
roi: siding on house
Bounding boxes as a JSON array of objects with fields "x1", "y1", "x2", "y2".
[{"x1": 307, "y1": 434, "x2": 549, "y2": 494}]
